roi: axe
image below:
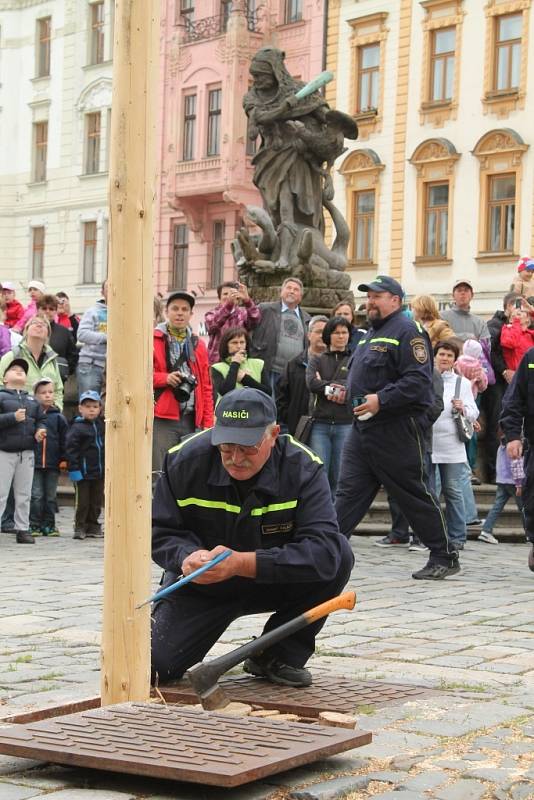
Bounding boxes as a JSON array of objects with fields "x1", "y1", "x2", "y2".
[{"x1": 185, "y1": 590, "x2": 356, "y2": 710}]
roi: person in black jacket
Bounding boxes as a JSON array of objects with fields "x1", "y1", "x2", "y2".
[
  {"x1": 500, "y1": 347, "x2": 534, "y2": 572},
  {"x1": 151, "y1": 388, "x2": 353, "y2": 687},
  {"x1": 37, "y1": 295, "x2": 79, "y2": 382},
  {"x1": 66, "y1": 390, "x2": 105, "y2": 540},
  {"x1": 0, "y1": 358, "x2": 46, "y2": 543},
  {"x1": 276, "y1": 315, "x2": 328, "y2": 435},
  {"x1": 484, "y1": 292, "x2": 521, "y2": 482},
  {"x1": 29, "y1": 377, "x2": 68, "y2": 536},
  {"x1": 306, "y1": 316, "x2": 353, "y2": 497},
  {"x1": 336, "y1": 276, "x2": 459, "y2": 580}
]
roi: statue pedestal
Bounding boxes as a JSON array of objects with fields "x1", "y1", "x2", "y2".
[{"x1": 241, "y1": 264, "x2": 355, "y2": 313}]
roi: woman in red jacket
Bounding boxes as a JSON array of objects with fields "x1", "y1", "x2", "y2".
[
  {"x1": 501, "y1": 301, "x2": 534, "y2": 372},
  {"x1": 153, "y1": 291, "x2": 213, "y2": 482}
]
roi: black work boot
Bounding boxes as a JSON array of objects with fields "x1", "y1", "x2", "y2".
[
  {"x1": 16, "y1": 530, "x2": 35, "y2": 544},
  {"x1": 73, "y1": 529, "x2": 86, "y2": 540},
  {"x1": 243, "y1": 653, "x2": 312, "y2": 687},
  {"x1": 528, "y1": 544, "x2": 534, "y2": 573},
  {"x1": 412, "y1": 560, "x2": 460, "y2": 580}
]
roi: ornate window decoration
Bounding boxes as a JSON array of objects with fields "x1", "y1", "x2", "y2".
[
  {"x1": 482, "y1": 0, "x2": 531, "y2": 117},
  {"x1": 339, "y1": 149, "x2": 384, "y2": 267},
  {"x1": 76, "y1": 79, "x2": 112, "y2": 176},
  {"x1": 347, "y1": 13, "x2": 389, "y2": 140},
  {"x1": 419, "y1": 0, "x2": 465, "y2": 127},
  {"x1": 409, "y1": 138, "x2": 460, "y2": 265},
  {"x1": 472, "y1": 128, "x2": 528, "y2": 261}
]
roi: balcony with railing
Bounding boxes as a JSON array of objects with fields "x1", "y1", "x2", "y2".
[{"x1": 182, "y1": 7, "x2": 262, "y2": 44}]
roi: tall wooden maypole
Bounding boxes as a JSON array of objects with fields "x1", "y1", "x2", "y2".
[{"x1": 101, "y1": 0, "x2": 160, "y2": 705}]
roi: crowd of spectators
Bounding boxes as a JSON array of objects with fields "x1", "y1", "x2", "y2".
[{"x1": 1, "y1": 256, "x2": 532, "y2": 547}]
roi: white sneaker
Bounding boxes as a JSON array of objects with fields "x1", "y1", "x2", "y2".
[{"x1": 478, "y1": 531, "x2": 499, "y2": 545}]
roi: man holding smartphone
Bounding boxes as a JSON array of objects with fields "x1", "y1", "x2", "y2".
[{"x1": 335, "y1": 276, "x2": 460, "y2": 580}]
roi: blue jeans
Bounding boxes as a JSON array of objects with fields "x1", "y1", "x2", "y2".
[
  {"x1": 482, "y1": 483, "x2": 523, "y2": 533},
  {"x1": 460, "y1": 462, "x2": 479, "y2": 523},
  {"x1": 435, "y1": 462, "x2": 467, "y2": 545},
  {"x1": 77, "y1": 363, "x2": 105, "y2": 396},
  {"x1": 30, "y1": 469, "x2": 60, "y2": 530},
  {"x1": 309, "y1": 422, "x2": 351, "y2": 498}
]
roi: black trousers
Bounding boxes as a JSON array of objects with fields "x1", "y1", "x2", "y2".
[
  {"x1": 151, "y1": 555, "x2": 353, "y2": 684},
  {"x1": 523, "y1": 446, "x2": 534, "y2": 543},
  {"x1": 74, "y1": 478, "x2": 104, "y2": 533},
  {"x1": 480, "y1": 381, "x2": 505, "y2": 480},
  {"x1": 335, "y1": 417, "x2": 457, "y2": 566}
]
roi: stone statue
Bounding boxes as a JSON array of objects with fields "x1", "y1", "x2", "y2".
[{"x1": 232, "y1": 46, "x2": 358, "y2": 309}]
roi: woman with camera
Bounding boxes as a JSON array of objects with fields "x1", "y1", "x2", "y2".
[
  {"x1": 211, "y1": 327, "x2": 271, "y2": 403},
  {"x1": 305, "y1": 316, "x2": 353, "y2": 498}
]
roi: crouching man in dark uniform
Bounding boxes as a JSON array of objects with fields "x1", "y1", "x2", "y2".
[
  {"x1": 499, "y1": 347, "x2": 534, "y2": 572},
  {"x1": 151, "y1": 387, "x2": 354, "y2": 687},
  {"x1": 335, "y1": 276, "x2": 459, "y2": 580}
]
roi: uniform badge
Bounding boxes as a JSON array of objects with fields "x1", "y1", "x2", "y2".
[{"x1": 411, "y1": 339, "x2": 428, "y2": 364}]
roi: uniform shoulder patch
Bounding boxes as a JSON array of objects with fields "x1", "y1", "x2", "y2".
[{"x1": 410, "y1": 338, "x2": 428, "y2": 364}]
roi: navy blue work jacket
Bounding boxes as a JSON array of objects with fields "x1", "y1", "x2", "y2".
[
  {"x1": 347, "y1": 309, "x2": 434, "y2": 424},
  {"x1": 152, "y1": 430, "x2": 352, "y2": 596}
]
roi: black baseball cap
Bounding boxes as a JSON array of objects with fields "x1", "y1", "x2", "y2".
[
  {"x1": 4, "y1": 358, "x2": 29, "y2": 375},
  {"x1": 165, "y1": 290, "x2": 195, "y2": 309},
  {"x1": 358, "y1": 275, "x2": 404, "y2": 299},
  {"x1": 212, "y1": 388, "x2": 277, "y2": 447}
]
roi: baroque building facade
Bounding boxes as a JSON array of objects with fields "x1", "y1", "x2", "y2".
[
  {"x1": 0, "y1": 0, "x2": 114, "y2": 312},
  {"x1": 155, "y1": 0, "x2": 326, "y2": 326},
  {"x1": 327, "y1": 0, "x2": 534, "y2": 311}
]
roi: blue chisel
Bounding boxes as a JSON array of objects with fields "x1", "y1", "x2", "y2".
[{"x1": 136, "y1": 549, "x2": 232, "y2": 610}]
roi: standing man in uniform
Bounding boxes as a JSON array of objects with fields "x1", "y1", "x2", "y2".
[
  {"x1": 499, "y1": 347, "x2": 534, "y2": 572},
  {"x1": 151, "y1": 387, "x2": 353, "y2": 686},
  {"x1": 336, "y1": 276, "x2": 459, "y2": 580}
]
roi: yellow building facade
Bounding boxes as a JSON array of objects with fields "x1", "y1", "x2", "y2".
[{"x1": 328, "y1": 0, "x2": 534, "y2": 311}]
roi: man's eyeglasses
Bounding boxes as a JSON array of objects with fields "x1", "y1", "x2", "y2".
[{"x1": 218, "y1": 436, "x2": 266, "y2": 457}]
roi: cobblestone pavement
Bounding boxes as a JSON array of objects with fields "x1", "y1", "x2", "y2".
[{"x1": 1, "y1": 505, "x2": 534, "y2": 799}]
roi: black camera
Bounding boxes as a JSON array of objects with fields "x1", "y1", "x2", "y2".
[{"x1": 173, "y1": 373, "x2": 197, "y2": 403}]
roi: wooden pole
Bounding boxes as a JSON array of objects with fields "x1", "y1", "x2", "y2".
[{"x1": 101, "y1": 0, "x2": 159, "y2": 705}]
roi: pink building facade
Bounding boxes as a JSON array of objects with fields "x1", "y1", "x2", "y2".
[{"x1": 155, "y1": 0, "x2": 326, "y2": 329}]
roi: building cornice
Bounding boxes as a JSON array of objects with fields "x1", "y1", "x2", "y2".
[{"x1": 0, "y1": 0, "x2": 51, "y2": 9}]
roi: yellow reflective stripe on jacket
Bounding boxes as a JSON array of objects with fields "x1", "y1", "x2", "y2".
[
  {"x1": 168, "y1": 429, "x2": 207, "y2": 454},
  {"x1": 177, "y1": 497, "x2": 241, "y2": 513},
  {"x1": 286, "y1": 434, "x2": 323, "y2": 464},
  {"x1": 529, "y1": 363, "x2": 534, "y2": 369},
  {"x1": 250, "y1": 500, "x2": 298, "y2": 517},
  {"x1": 369, "y1": 337, "x2": 400, "y2": 345},
  {"x1": 357, "y1": 337, "x2": 400, "y2": 346}
]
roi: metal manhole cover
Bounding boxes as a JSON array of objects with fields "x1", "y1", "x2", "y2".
[
  {"x1": 159, "y1": 674, "x2": 434, "y2": 716},
  {"x1": 0, "y1": 702, "x2": 371, "y2": 787}
]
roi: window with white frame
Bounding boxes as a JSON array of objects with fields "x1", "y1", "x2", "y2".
[
  {"x1": 32, "y1": 227, "x2": 45, "y2": 278},
  {"x1": 207, "y1": 89, "x2": 222, "y2": 157},
  {"x1": 36, "y1": 17, "x2": 51, "y2": 77},
  {"x1": 89, "y1": 1, "x2": 105, "y2": 65},
  {"x1": 32, "y1": 121, "x2": 48, "y2": 182},
  {"x1": 85, "y1": 112, "x2": 101, "y2": 173},
  {"x1": 83, "y1": 221, "x2": 98, "y2": 283}
]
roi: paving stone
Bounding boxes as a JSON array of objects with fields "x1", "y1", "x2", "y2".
[
  {"x1": 358, "y1": 730, "x2": 439, "y2": 758},
  {"x1": 463, "y1": 767, "x2": 515, "y2": 782},
  {"x1": 509, "y1": 783, "x2": 534, "y2": 800},
  {"x1": 401, "y1": 770, "x2": 449, "y2": 791},
  {"x1": 390, "y1": 755, "x2": 425, "y2": 771},
  {"x1": 0, "y1": 782, "x2": 44, "y2": 799},
  {"x1": 398, "y1": 702, "x2": 529, "y2": 737},
  {"x1": 0, "y1": 756, "x2": 43, "y2": 775},
  {"x1": 435, "y1": 778, "x2": 487, "y2": 800},
  {"x1": 288, "y1": 775, "x2": 370, "y2": 799},
  {"x1": 370, "y1": 792, "x2": 423, "y2": 800}
]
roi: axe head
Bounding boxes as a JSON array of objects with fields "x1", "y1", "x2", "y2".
[{"x1": 185, "y1": 662, "x2": 230, "y2": 710}]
